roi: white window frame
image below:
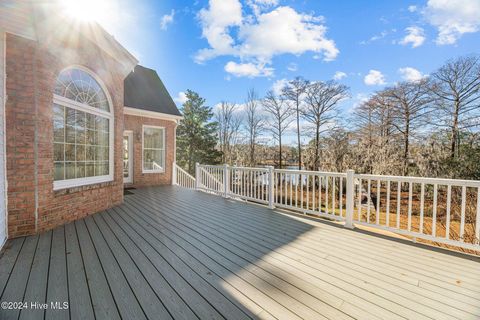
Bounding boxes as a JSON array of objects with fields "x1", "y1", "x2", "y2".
[
  {"x1": 142, "y1": 125, "x2": 166, "y2": 173},
  {"x1": 53, "y1": 66, "x2": 114, "y2": 190}
]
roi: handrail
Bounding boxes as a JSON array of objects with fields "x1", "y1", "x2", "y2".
[{"x1": 173, "y1": 163, "x2": 196, "y2": 190}]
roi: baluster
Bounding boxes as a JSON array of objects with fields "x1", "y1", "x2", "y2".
[
  {"x1": 386, "y1": 180, "x2": 391, "y2": 227},
  {"x1": 476, "y1": 187, "x2": 480, "y2": 245},
  {"x1": 460, "y1": 186, "x2": 466, "y2": 242},
  {"x1": 367, "y1": 179, "x2": 371, "y2": 223},
  {"x1": 376, "y1": 180, "x2": 381, "y2": 224},
  {"x1": 396, "y1": 181, "x2": 401, "y2": 229},
  {"x1": 432, "y1": 184, "x2": 438, "y2": 237},
  {"x1": 332, "y1": 177, "x2": 336, "y2": 216},
  {"x1": 407, "y1": 182, "x2": 412, "y2": 231},
  {"x1": 339, "y1": 177, "x2": 343, "y2": 217},
  {"x1": 357, "y1": 178, "x2": 362, "y2": 221},
  {"x1": 446, "y1": 185, "x2": 451, "y2": 239},
  {"x1": 419, "y1": 183, "x2": 424, "y2": 233}
]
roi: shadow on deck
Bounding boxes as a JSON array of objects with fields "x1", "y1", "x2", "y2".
[{"x1": 0, "y1": 186, "x2": 479, "y2": 320}]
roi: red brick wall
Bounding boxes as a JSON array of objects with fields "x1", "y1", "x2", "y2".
[
  {"x1": 124, "y1": 114, "x2": 176, "y2": 187},
  {"x1": 5, "y1": 32, "x2": 125, "y2": 238}
]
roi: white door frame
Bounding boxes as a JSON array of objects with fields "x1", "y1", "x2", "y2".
[{"x1": 123, "y1": 131, "x2": 133, "y2": 184}]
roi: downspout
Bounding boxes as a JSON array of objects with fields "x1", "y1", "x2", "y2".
[
  {"x1": 2, "y1": 31, "x2": 8, "y2": 241},
  {"x1": 32, "y1": 11, "x2": 39, "y2": 233}
]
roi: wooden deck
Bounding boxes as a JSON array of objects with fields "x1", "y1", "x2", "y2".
[{"x1": 0, "y1": 186, "x2": 479, "y2": 320}]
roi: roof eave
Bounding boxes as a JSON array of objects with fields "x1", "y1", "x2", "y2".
[{"x1": 124, "y1": 106, "x2": 183, "y2": 121}]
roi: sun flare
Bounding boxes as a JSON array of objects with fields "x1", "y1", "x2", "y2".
[{"x1": 60, "y1": 0, "x2": 109, "y2": 22}]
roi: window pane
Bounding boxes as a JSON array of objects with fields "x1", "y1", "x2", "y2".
[
  {"x1": 54, "y1": 144, "x2": 64, "y2": 161},
  {"x1": 97, "y1": 131, "x2": 109, "y2": 146},
  {"x1": 76, "y1": 162, "x2": 85, "y2": 178},
  {"x1": 65, "y1": 162, "x2": 76, "y2": 179},
  {"x1": 86, "y1": 146, "x2": 95, "y2": 161},
  {"x1": 86, "y1": 129, "x2": 95, "y2": 145},
  {"x1": 54, "y1": 163, "x2": 64, "y2": 181},
  {"x1": 65, "y1": 144, "x2": 75, "y2": 161},
  {"x1": 66, "y1": 125, "x2": 75, "y2": 144},
  {"x1": 76, "y1": 145, "x2": 85, "y2": 161},
  {"x1": 55, "y1": 69, "x2": 110, "y2": 112},
  {"x1": 86, "y1": 162, "x2": 95, "y2": 177},
  {"x1": 144, "y1": 127, "x2": 164, "y2": 149},
  {"x1": 143, "y1": 149, "x2": 164, "y2": 171}
]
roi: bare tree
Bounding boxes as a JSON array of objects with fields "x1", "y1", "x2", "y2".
[
  {"x1": 282, "y1": 77, "x2": 309, "y2": 169},
  {"x1": 386, "y1": 79, "x2": 432, "y2": 175},
  {"x1": 303, "y1": 81, "x2": 349, "y2": 170},
  {"x1": 215, "y1": 102, "x2": 242, "y2": 164},
  {"x1": 430, "y1": 55, "x2": 480, "y2": 158},
  {"x1": 262, "y1": 90, "x2": 294, "y2": 168},
  {"x1": 244, "y1": 88, "x2": 264, "y2": 166}
]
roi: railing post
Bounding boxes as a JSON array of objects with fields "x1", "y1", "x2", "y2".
[
  {"x1": 345, "y1": 169, "x2": 355, "y2": 229},
  {"x1": 267, "y1": 166, "x2": 275, "y2": 209},
  {"x1": 195, "y1": 162, "x2": 200, "y2": 190},
  {"x1": 172, "y1": 161, "x2": 177, "y2": 186},
  {"x1": 223, "y1": 164, "x2": 229, "y2": 198}
]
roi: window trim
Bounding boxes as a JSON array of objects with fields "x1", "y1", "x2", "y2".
[
  {"x1": 53, "y1": 66, "x2": 114, "y2": 191},
  {"x1": 142, "y1": 125, "x2": 166, "y2": 174}
]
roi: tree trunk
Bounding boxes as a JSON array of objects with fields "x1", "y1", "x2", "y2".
[
  {"x1": 451, "y1": 100, "x2": 460, "y2": 159},
  {"x1": 279, "y1": 132, "x2": 282, "y2": 169},
  {"x1": 403, "y1": 117, "x2": 410, "y2": 176},
  {"x1": 314, "y1": 126, "x2": 320, "y2": 171},
  {"x1": 296, "y1": 99, "x2": 302, "y2": 170}
]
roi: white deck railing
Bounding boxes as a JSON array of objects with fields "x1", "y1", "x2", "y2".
[
  {"x1": 191, "y1": 163, "x2": 480, "y2": 252},
  {"x1": 172, "y1": 162, "x2": 196, "y2": 190}
]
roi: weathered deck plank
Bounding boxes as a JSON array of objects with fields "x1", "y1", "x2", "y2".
[
  {"x1": 19, "y1": 231, "x2": 52, "y2": 320},
  {"x1": 131, "y1": 188, "x2": 477, "y2": 319},
  {"x1": 64, "y1": 222, "x2": 94, "y2": 320},
  {"x1": 0, "y1": 186, "x2": 478, "y2": 320}
]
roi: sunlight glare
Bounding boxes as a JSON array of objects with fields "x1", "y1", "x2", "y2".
[{"x1": 60, "y1": 0, "x2": 110, "y2": 23}]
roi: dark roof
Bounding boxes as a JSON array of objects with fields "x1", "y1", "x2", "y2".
[{"x1": 124, "y1": 65, "x2": 182, "y2": 117}]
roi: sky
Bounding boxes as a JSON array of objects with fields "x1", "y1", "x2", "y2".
[{"x1": 78, "y1": 0, "x2": 480, "y2": 143}]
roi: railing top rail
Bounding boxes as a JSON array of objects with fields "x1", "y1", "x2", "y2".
[
  {"x1": 274, "y1": 168, "x2": 347, "y2": 177},
  {"x1": 230, "y1": 166, "x2": 270, "y2": 171},
  {"x1": 198, "y1": 164, "x2": 224, "y2": 169},
  {"x1": 355, "y1": 173, "x2": 480, "y2": 187},
  {"x1": 175, "y1": 163, "x2": 195, "y2": 176}
]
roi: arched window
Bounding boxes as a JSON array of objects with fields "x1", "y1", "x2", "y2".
[{"x1": 52, "y1": 68, "x2": 114, "y2": 190}]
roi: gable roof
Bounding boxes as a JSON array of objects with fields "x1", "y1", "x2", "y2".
[{"x1": 124, "y1": 65, "x2": 182, "y2": 117}]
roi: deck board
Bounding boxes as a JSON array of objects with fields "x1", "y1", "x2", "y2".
[
  {"x1": 19, "y1": 231, "x2": 52, "y2": 320},
  {"x1": 0, "y1": 185, "x2": 479, "y2": 320},
  {"x1": 131, "y1": 189, "x2": 478, "y2": 318}
]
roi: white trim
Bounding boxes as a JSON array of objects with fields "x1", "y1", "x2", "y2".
[
  {"x1": 1, "y1": 30, "x2": 7, "y2": 244},
  {"x1": 142, "y1": 125, "x2": 165, "y2": 174},
  {"x1": 53, "y1": 67, "x2": 114, "y2": 191},
  {"x1": 124, "y1": 106, "x2": 183, "y2": 121},
  {"x1": 123, "y1": 130, "x2": 133, "y2": 184}
]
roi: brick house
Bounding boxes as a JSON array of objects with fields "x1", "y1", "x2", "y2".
[{"x1": 0, "y1": 1, "x2": 182, "y2": 247}]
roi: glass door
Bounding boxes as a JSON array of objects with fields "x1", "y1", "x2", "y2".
[{"x1": 123, "y1": 131, "x2": 133, "y2": 184}]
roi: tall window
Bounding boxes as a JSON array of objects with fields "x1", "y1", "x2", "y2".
[
  {"x1": 53, "y1": 68, "x2": 113, "y2": 190},
  {"x1": 142, "y1": 125, "x2": 165, "y2": 173}
]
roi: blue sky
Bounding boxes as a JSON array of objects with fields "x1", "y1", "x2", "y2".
[{"x1": 91, "y1": 0, "x2": 479, "y2": 142}]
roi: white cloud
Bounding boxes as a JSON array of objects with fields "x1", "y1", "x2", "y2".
[
  {"x1": 160, "y1": 10, "x2": 175, "y2": 30},
  {"x1": 364, "y1": 70, "x2": 386, "y2": 86},
  {"x1": 224, "y1": 61, "x2": 273, "y2": 77},
  {"x1": 398, "y1": 67, "x2": 426, "y2": 82},
  {"x1": 196, "y1": 0, "x2": 243, "y2": 62},
  {"x1": 272, "y1": 78, "x2": 288, "y2": 95},
  {"x1": 408, "y1": 5, "x2": 417, "y2": 12},
  {"x1": 174, "y1": 91, "x2": 188, "y2": 104},
  {"x1": 196, "y1": 0, "x2": 339, "y2": 77},
  {"x1": 333, "y1": 71, "x2": 347, "y2": 80},
  {"x1": 423, "y1": 0, "x2": 480, "y2": 45},
  {"x1": 399, "y1": 26, "x2": 426, "y2": 48},
  {"x1": 287, "y1": 63, "x2": 298, "y2": 72}
]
